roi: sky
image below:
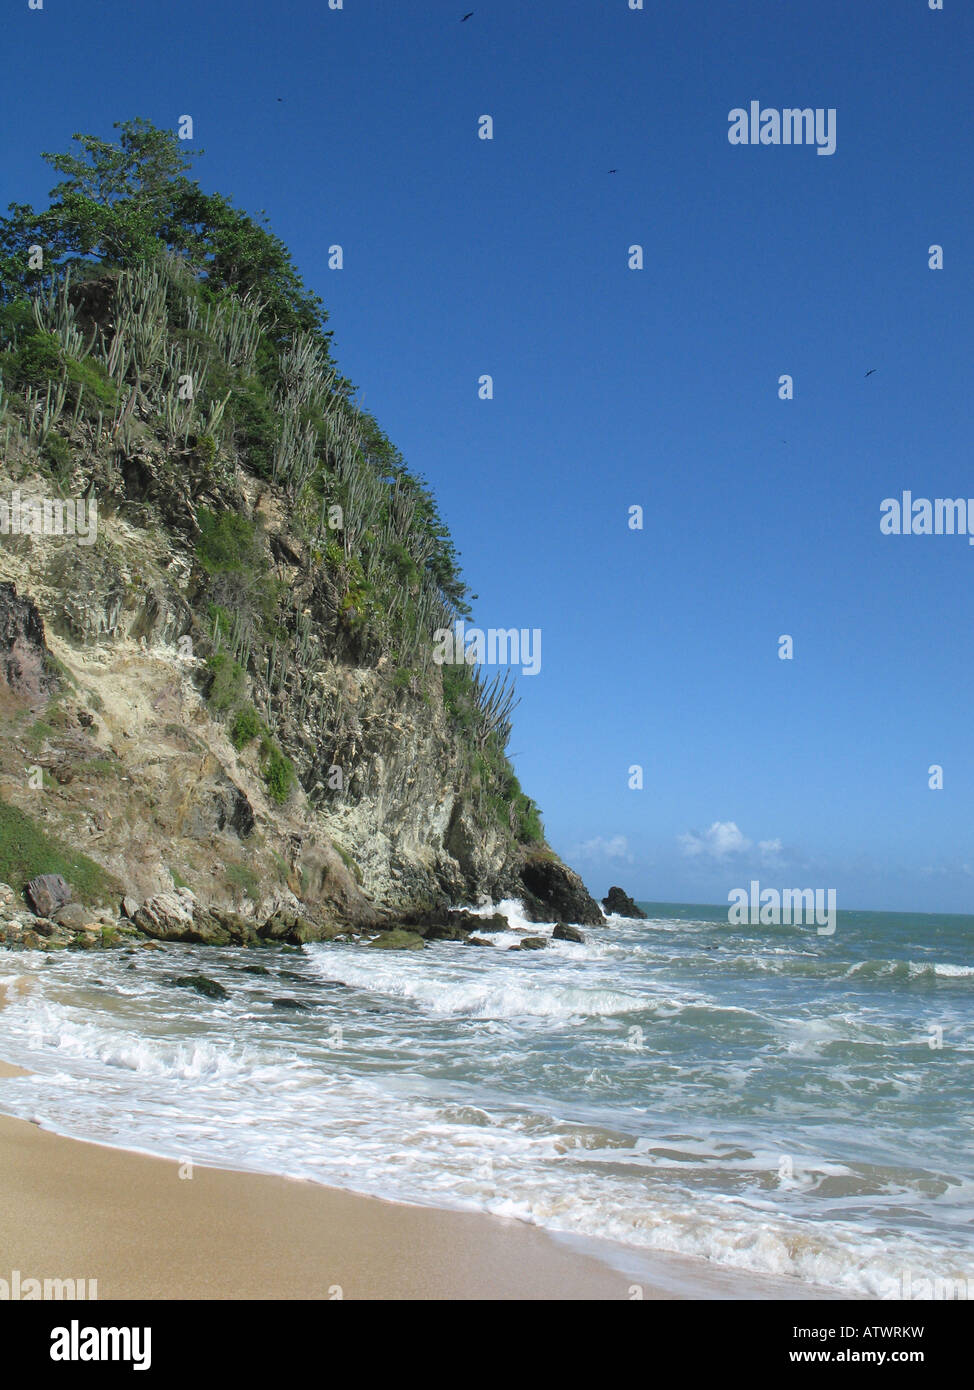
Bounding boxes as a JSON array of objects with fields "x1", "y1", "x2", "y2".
[{"x1": 3, "y1": 0, "x2": 972, "y2": 912}]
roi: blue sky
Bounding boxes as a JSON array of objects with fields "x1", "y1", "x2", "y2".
[{"x1": 4, "y1": 0, "x2": 972, "y2": 912}]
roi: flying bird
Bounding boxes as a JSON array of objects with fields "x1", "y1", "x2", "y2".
[
  {"x1": 865, "y1": 369, "x2": 877, "y2": 377},
  {"x1": 461, "y1": 10, "x2": 474, "y2": 19},
  {"x1": 608, "y1": 168, "x2": 618, "y2": 174}
]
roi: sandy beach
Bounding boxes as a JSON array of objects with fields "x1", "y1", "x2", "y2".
[{"x1": 0, "y1": 1059, "x2": 839, "y2": 1301}]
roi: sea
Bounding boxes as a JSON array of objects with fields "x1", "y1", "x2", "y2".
[{"x1": 1, "y1": 899, "x2": 972, "y2": 1298}]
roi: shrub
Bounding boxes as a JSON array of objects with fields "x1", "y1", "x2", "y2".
[
  {"x1": 3, "y1": 331, "x2": 61, "y2": 387},
  {"x1": 41, "y1": 432, "x2": 73, "y2": 484},
  {"x1": 516, "y1": 796, "x2": 544, "y2": 845},
  {"x1": 196, "y1": 434, "x2": 217, "y2": 465},
  {"x1": 197, "y1": 508, "x2": 261, "y2": 575},
  {"x1": 229, "y1": 704, "x2": 260, "y2": 750},
  {"x1": 228, "y1": 375, "x2": 279, "y2": 476},
  {"x1": 261, "y1": 739, "x2": 295, "y2": 804},
  {"x1": 226, "y1": 862, "x2": 259, "y2": 899},
  {"x1": 205, "y1": 652, "x2": 246, "y2": 712},
  {"x1": 63, "y1": 355, "x2": 118, "y2": 410}
]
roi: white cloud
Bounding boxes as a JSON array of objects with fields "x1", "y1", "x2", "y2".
[
  {"x1": 678, "y1": 825, "x2": 786, "y2": 862},
  {"x1": 758, "y1": 838, "x2": 783, "y2": 856},
  {"x1": 679, "y1": 821, "x2": 750, "y2": 858},
  {"x1": 572, "y1": 835, "x2": 632, "y2": 863}
]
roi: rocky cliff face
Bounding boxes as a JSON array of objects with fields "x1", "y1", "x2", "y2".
[
  {"x1": 0, "y1": 470, "x2": 601, "y2": 936},
  {"x1": 0, "y1": 250, "x2": 602, "y2": 937}
]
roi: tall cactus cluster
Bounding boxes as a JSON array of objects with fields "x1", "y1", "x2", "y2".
[{"x1": 1, "y1": 247, "x2": 542, "y2": 844}]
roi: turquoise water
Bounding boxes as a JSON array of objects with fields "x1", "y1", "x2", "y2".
[{"x1": 1, "y1": 897, "x2": 972, "y2": 1296}]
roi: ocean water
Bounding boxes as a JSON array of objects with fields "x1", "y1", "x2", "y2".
[{"x1": 1, "y1": 899, "x2": 973, "y2": 1297}]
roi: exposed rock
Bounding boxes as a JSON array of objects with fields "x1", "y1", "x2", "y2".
[
  {"x1": 0, "y1": 917, "x2": 71, "y2": 949},
  {"x1": 132, "y1": 891, "x2": 230, "y2": 945},
  {"x1": 463, "y1": 913, "x2": 509, "y2": 933},
  {"x1": 519, "y1": 936, "x2": 548, "y2": 950},
  {"x1": 170, "y1": 974, "x2": 229, "y2": 1001},
  {"x1": 465, "y1": 936, "x2": 494, "y2": 947},
  {"x1": 271, "y1": 997, "x2": 310, "y2": 1011},
  {"x1": 367, "y1": 929, "x2": 425, "y2": 951},
  {"x1": 601, "y1": 886, "x2": 646, "y2": 919},
  {"x1": 25, "y1": 874, "x2": 72, "y2": 918},
  {"x1": 552, "y1": 922, "x2": 585, "y2": 943},
  {"x1": 424, "y1": 922, "x2": 471, "y2": 942},
  {"x1": 391, "y1": 907, "x2": 480, "y2": 938},
  {"x1": 0, "y1": 280, "x2": 601, "y2": 939},
  {"x1": 520, "y1": 857, "x2": 604, "y2": 926},
  {"x1": 258, "y1": 908, "x2": 344, "y2": 946},
  {"x1": 0, "y1": 583, "x2": 60, "y2": 707},
  {"x1": 133, "y1": 891, "x2": 197, "y2": 941},
  {"x1": 53, "y1": 903, "x2": 95, "y2": 930}
]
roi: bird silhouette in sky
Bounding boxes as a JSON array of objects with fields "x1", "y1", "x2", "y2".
[
  {"x1": 608, "y1": 168, "x2": 618, "y2": 174},
  {"x1": 461, "y1": 10, "x2": 474, "y2": 19},
  {"x1": 865, "y1": 369, "x2": 877, "y2": 377}
]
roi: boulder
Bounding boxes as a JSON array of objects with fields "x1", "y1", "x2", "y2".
[
  {"x1": 120, "y1": 896, "x2": 141, "y2": 920},
  {"x1": 424, "y1": 922, "x2": 470, "y2": 942},
  {"x1": 53, "y1": 903, "x2": 94, "y2": 930},
  {"x1": 258, "y1": 909, "x2": 332, "y2": 945},
  {"x1": 133, "y1": 891, "x2": 230, "y2": 945},
  {"x1": 519, "y1": 936, "x2": 548, "y2": 950},
  {"x1": 520, "y1": 857, "x2": 604, "y2": 926},
  {"x1": 465, "y1": 913, "x2": 509, "y2": 933},
  {"x1": 170, "y1": 974, "x2": 229, "y2": 1001},
  {"x1": 133, "y1": 891, "x2": 196, "y2": 941},
  {"x1": 552, "y1": 923, "x2": 586, "y2": 943},
  {"x1": 367, "y1": 929, "x2": 425, "y2": 951},
  {"x1": 25, "y1": 874, "x2": 72, "y2": 918},
  {"x1": 601, "y1": 887, "x2": 646, "y2": 919}
]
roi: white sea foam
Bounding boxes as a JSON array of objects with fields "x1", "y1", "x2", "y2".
[{"x1": 1, "y1": 909, "x2": 972, "y2": 1298}]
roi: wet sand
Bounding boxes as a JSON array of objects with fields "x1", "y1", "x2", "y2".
[{"x1": 0, "y1": 1060, "x2": 839, "y2": 1300}]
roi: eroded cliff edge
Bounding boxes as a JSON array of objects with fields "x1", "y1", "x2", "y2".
[{"x1": 0, "y1": 229, "x2": 602, "y2": 940}]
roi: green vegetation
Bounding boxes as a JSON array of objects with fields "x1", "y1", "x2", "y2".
[
  {"x1": 225, "y1": 862, "x2": 260, "y2": 900},
  {"x1": 260, "y1": 737, "x2": 295, "y2": 805},
  {"x1": 0, "y1": 118, "x2": 545, "y2": 857},
  {"x1": 0, "y1": 799, "x2": 119, "y2": 903},
  {"x1": 228, "y1": 704, "x2": 260, "y2": 750},
  {"x1": 204, "y1": 652, "x2": 246, "y2": 713},
  {"x1": 331, "y1": 839, "x2": 363, "y2": 885}
]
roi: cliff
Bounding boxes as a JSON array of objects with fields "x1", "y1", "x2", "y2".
[{"x1": 0, "y1": 121, "x2": 603, "y2": 941}]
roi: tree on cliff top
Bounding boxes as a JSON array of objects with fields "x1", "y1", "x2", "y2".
[{"x1": 0, "y1": 118, "x2": 333, "y2": 352}]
